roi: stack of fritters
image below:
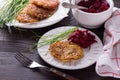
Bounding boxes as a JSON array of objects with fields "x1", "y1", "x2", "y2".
[{"x1": 16, "y1": 0, "x2": 60, "y2": 23}]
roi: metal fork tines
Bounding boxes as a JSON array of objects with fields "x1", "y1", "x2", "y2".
[
  {"x1": 15, "y1": 52, "x2": 45, "y2": 68},
  {"x1": 15, "y1": 52, "x2": 80, "y2": 80},
  {"x1": 15, "y1": 52, "x2": 32, "y2": 67}
]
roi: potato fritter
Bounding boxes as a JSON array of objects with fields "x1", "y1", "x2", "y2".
[
  {"x1": 20, "y1": 4, "x2": 54, "y2": 20},
  {"x1": 16, "y1": 0, "x2": 59, "y2": 23},
  {"x1": 49, "y1": 41, "x2": 84, "y2": 62},
  {"x1": 29, "y1": 0, "x2": 60, "y2": 10},
  {"x1": 16, "y1": 13, "x2": 38, "y2": 23}
]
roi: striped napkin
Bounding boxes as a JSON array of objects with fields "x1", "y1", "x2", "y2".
[{"x1": 96, "y1": 9, "x2": 120, "y2": 78}]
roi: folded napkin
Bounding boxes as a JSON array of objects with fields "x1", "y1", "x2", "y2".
[{"x1": 96, "y1": 9, "x2": 120, "y2": 78}]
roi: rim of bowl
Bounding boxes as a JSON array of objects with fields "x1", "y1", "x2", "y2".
[{"x1": 72, "y1": 0, "x2": 114, "y2": 15}]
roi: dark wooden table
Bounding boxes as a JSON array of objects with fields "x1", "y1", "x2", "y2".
[{"x1": 0, "y1": 0, "x2": 120, "y2": 80}]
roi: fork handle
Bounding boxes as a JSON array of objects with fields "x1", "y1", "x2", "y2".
[{"x1": 49, "y1": 68, "x2": 80, "y2": 80}]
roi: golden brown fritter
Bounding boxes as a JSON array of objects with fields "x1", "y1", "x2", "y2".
[
  {"x1": 20, "y1": 4, "x2": 54, "y2": 20},
  {"x1": 16, "y1": 0, "x2": 60, "y2": 23},
  {"x1": 29, "y1": 0, "x2": 60, "y2": 10},
  {"x1": 16, "y1": 13, "x2": 38, "y2": 23},
  {"x1": 49, "y1": 41, "x2": 84, "y2": 62}
]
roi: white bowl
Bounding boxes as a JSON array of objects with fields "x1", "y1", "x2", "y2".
[{"x1": 72, "y1": 0, "x2": 114, "y2": 29}]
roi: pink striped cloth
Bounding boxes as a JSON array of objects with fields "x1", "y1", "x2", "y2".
[{"x1": 96, "y1": 9, "x2": 120, "y2": 78}]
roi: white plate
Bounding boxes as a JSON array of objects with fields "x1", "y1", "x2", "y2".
[
  {"x1": 37, "y1": 26, "x2": 103, "y2": 70},
  {"x1": 3, "y1": 0, "x2": 70, "y2": 29}
]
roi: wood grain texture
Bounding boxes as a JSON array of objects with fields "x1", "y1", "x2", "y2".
[{"x1": 0, "y1": 0, "x2": 119, "y2": 80}]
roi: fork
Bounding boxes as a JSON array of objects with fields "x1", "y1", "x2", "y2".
[{"x1": 15, "y1": 52, "x2": 80, "y2": 80}]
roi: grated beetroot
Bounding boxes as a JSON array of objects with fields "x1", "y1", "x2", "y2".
[
  {"x1": 68, "y1": 29, "x2": 97, "y2": 48},
  {"x1": 77, "y1": 0, "x2": 109, "y2": 13}
]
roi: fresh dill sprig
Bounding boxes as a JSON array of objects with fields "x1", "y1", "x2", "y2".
[
  {"x1": 0, "y1": 0, "x2": 29, "y2": 27},
  {"x1": 38, "y1": 27, "x2": 78, "y2": 47}
]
